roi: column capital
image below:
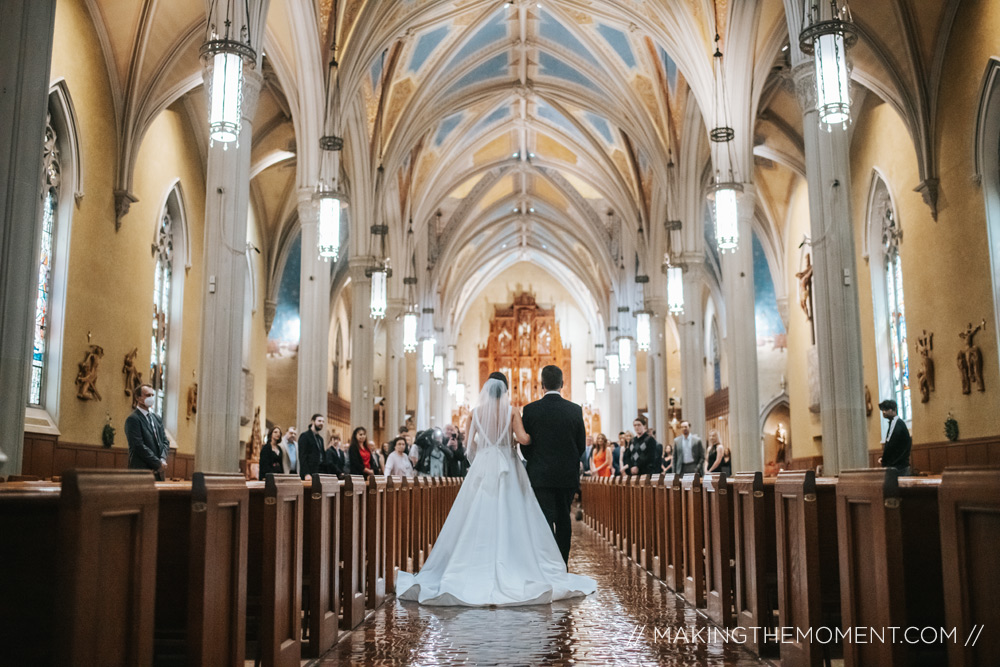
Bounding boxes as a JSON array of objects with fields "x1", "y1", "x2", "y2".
[
  {"x1": 792, "y1": 61, "x2": 817, "y2": 114},
  {"x1": 349, "y1": 255, "x2": 375, "y2": 279},
  {"x1": 240, "y1": 67, "x2": 264, "y2": 124},
  {"x1": 644, "y1": 297, "x2": 669, "y2": 318},
  {"x1": 386, "y1": 297, "x2": 408, "y2": 320},
  {"x1": 297, "y1": 188, "x2": 318, "y2": 226}
]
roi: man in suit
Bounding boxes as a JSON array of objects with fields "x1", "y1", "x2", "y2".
[
  {"x1": 521, "y1": 365, "x2": 587, "y2": 565},
  {"x1": 298, "y1": 413, "x2": 326, "y2": 480},
  {"x1": 672, "y1": 420, "x2": 704, "y2": 474},
  {"x1": 878, "y1": 399, "x2": 912, "y2": 475},
  {"x1": 322, "y1": 433, "x2": 346, "y2": 475},
  {"x1": 279, "y1": 427, "x2": 298, "y2": 476},
  {"x1": 124, "y1": 383, "x2": 169, "y2": 481}
]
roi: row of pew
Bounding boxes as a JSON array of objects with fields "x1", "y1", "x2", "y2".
[
  {"x1": 581, "y1": 467, "x2": 998, "y2": 667},
  {"x1": 0, "y1": 470, "x2": 461, "y2": 666}
]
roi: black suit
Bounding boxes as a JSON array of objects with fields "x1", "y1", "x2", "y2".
[
  {"x1": 323, "y1": 447, "x2": 346, "y2": 475},
  {"x1": 349, "y1": 445, "x2": 381, "y2": 476},
  {"x1": 882, "y1": 417, "x2": 912, "y2": 473},
  {"x1": 125, "y1": 408, "x2": 169, "y2": 481},
  {"x1": 298, "y1": 429, "x2": 325, "y2": 480},
  {"x1": 521, "y1": 392, "x2": 586, "y2": 564},
  {"x1": 259, "y1": 443, "x2": 284, "y2": 477}
]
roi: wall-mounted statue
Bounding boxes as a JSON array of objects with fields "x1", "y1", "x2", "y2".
[
  {"x1": 795, "y1": 253, "x2": 814, "y2": 323},
  {"x1": 122, "y1": 347, "x2": 143, "y2": 402},
  {"x1": 75, "y1": 345, "x2": 105, "y2": 401},
  {"x1": 957, "y1": 320, "x2": 987, "y2": 394},
  {"x1": 864, "y1": 385, "x2": 873, "y2": 417},
  {"x1": 916, "y1": 331, "x2": 934, "y2": 403},
  {"x1": 186, "y1": 382, "x2": 198, "y2": 421}
]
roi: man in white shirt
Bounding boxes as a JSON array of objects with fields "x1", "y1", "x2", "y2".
[{"x1": 671, "y1": 420, "x2": 704, "y2": 475}]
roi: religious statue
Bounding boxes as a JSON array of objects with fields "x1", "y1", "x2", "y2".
[
  {"x1": 775, "y1": 423, "x2": 788, "y2": 464},
  {"x1": 186, "y1": 382, "x2": 198, "y2": 420},
  {"x1": 122, "y1": 347, "x2": 143, "y2": 402},
  {"x1": 75, "y1": 345, "x2": 105, "y2": 401},
  {"x1": 245, "y1": 406, "x2": 262, "y2": 481},
  {"x1": 864, "y1": 385, "x2": 873, "y2": 417},
  {"x1": 957, "y1": 320, "x2": 987, "y2": 394},
  {"x1": 916, "y1": 330, "x2": 934, "y2": 403},
  {"x1": 795, "y1": 253, "x2": 814, "y2": 322}
]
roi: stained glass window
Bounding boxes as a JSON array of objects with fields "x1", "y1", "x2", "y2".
[
  {"x1": 151, "y1": 211, "x2": 173, "y2": 415},
  {"x1": 30, "y1": 116, "x2": 61, "y2": 406},
  {"x1": 882, "y1": 207, "x2": 911, "y2": 420}
]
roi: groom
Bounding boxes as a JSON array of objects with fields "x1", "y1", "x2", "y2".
[{"x1": 521, "y1": 365, "x2": 587, "y2": 565}]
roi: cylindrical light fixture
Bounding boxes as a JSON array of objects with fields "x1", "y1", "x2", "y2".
[
  {"x1": 369, "y1": 268, "x2": 387, "y2": 319},
  {"x1": 595, "y1": 367, "x2": 607, "y2": 392},
  {"x1": 421, "y1": 337, "x2": 435, "y2": 372},
  {"x1": 635, "y1": 312, "x2": 651, "y2": 352},
  {"x1": 707, "y1": 181, "x2": 742, "y2": 253},
  {"x1": 433, "y1": 354, "x2": 444, "y2": 382},
  {"x1": 585, "y1": 380, "x2": 596, "y2": 405},
  {"x1": 316, "y1": 192, "x2": 342, "y2": 260},
  {"x1": 455, "y1": 382, "x2": 466, "y2": 406},
  {"x1": 618, "y1": 337, "x2": 632, "y2": 371},
  {"x1": 403, "y1": 311, "x2": 418, "y2": 352},
  {"x1": 606, "y1": 353, "x2": 620, "y2": 384},
  {"x1": 446, "y1": 368, "x2": 458, "y2": 395},
  {"x1": 200, "y1": 13, "x2": 255, "y2": 148},
  {"x1": 800, "y1": 1, "x2": 858, "y2": 128},
  {"x1": 667, "y1": 265, "x2": 685, "y2": 315}
]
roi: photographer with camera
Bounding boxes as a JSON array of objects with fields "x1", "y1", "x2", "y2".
[
  {"x1": 443, "y1": 423, "x2": 470, "y2": 477},
  {"x1": 413, "y1": 427, "x2": 453, "y2": 477}
]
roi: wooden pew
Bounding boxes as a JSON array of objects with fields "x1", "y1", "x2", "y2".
[
  {"x1": 731, "y1": 472, "x2": 778, "y2": 656},
  {"x1": 627, "y1": 475, "x2": 640, "y2": 561},
  {"x1": 246, "y1": 474, "x2": 303, "y2": 667},
  {"x1": 775, "y1": 470, "x2": 841, "y2": 667},
  {"x1": 652, "y1": 474, "x2": 669, "y2": 580},
  {"x1": 703, "y1": 472, "x2": 735, "y2": 628},
  {"x1": 412, "y1": 476, "x2": 427, "y2": 567},
  {"x1": 339, "y1": 474, "x2": 367, "y2": 630},
  {"x1": 835, "y1": 468, "x2": 945, "y2": 666},
  {"x1": 154, "y1": 473, "x2": 249, "y2": 667},
  {"x1": 681, "y1": 473, "x2": 705, "y2": 607},
  {"x1": 302, "y1": 474, "x2": 341, "y2": 658},
  {"x1": 639, "y1": 474, "x2": 657, "y2": 570},
  {"x1": 938, "y1": 466, "x2": 1000, "y2": 667},
  {"x1": 664, "y1": 473, "x2": 684, "y2": 592},
  {"x1": 398, "y1": 477, "x2": 413, "y2": 572},
  {"x1": 384, "y1": 476, "x2": 403, "y2": 594},
  {"x1": 365, "y1": 474, "x2": 387, "y2": 609}
]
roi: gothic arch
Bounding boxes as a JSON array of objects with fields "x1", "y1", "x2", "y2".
[
  {"x1": 975, "y1": 57, "x2": 1000, "y2": 378},
  {"x1": 154, "y1": 183, "x2": 190, "y2": 437}
]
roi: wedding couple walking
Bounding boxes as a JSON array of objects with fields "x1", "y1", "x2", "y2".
[{"x1": 396, "y1": 366, "x2": 597, "y2": 606}]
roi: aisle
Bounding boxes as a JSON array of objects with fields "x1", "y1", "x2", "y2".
[{"x1": 311, "y1": 522, "x2": 771, "y2": 666}]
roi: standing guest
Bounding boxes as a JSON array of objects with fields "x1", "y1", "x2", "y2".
[
  {"x1": 705, "y1": 430, "x2": 731, "y2": 476},
  {"x1": 367, "y1": 438, "x2": 385, "y2": 476},
  {"x1": 445, "y1": 428, "x2": 470, "y2": 477},
  {"x1": 618, "y1": 432, "x2": 630, "y2": 475},
  {"x1": 298, "y1": 413, "x2": 327, "y2": 481},
  {"x1": 415, "y1": 428, "x2": 452, "y2": 477},
  {"x1": 589, "y1": 434, "x2": 612, "y2": 477},
  {"x1": 278, "y1": 427, "x2": 298, "y2": 476},
  {"x1": 384, "y1": 436, "x2": 415, "y2": 477},
  {"x1": 125, "y1": 383, "x2": 169, "y2": 481},
  {"x1": 672, "y1": 420, "x2": 704, "y2": 474},
  {"x1": 878, "y1": 399, "x2": 912, "y2": 475},
  {"x1": 581, "y1": 434, "x2": 594, "y2": 475},
  {"x1": 322, "y1": 433, "x2": 346, "y2": 475},
  {"x1": 661, "y1": 441, "x2": 674, "y2": 474},
  {"x1": 611, "y1": 435, "x2": 622, "y2": 476},
  {"x1": 348, "y1": 427, "x2": 377, "y2": 476},
  {"x1": 628, "y1": 416, "x2": 659, "y2": 475},
  {"x1": 259, "y1": 426, "x2": 284, "y2": 477}
]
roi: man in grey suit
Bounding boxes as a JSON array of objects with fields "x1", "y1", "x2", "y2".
[
  {"x1": 124, "y1": 383, "x2": 169, "y2": 481},
  {"x1": 672, "y1": 420, "x2": 704, "y2": 475}
]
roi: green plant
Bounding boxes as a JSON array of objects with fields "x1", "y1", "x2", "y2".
[
  {"x1": 944, "y1": 414, "x2": 958, "y2": 442},
  {"x1": 102, "y1": 422, "x2": 115, "y2": 448}
]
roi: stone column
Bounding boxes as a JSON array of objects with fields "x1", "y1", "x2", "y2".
[
  {"x1": 296, "y1": 191, "x2": 331, "y2": 432},
  {"x1": 619, "y1": 346, "x2": 638, "y2": 430},
  {"x1": 678, "y1": 256, "x2": 706, "y2": 436},
  {"x1": 721, "y1": 186, "x2": 762, "y2": 472},
  {"x1": 385, "y1": 298, "x2": 407, "y2": 438},
  {"x1": 194, "y1": 67, "x2": 263, "y2": 473},
  {"x1": 0, "y1": 0, "x2": 57, "y2": 473},
  {"x1": 349, "y1": 258, "x2": 374, "y2": 435},
  {"x1": 793, "y1": 63, "x2": 867, "y2": 473},
  {"x1": 647, "y1": 300, "x2": 670, "y2": 435}
]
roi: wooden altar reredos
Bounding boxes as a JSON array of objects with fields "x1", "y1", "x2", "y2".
[{"x1": 478, "y1": 293, "x2": 571, "y2": 406}]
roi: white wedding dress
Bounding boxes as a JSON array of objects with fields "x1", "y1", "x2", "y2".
[{"x1": 396, "y1": 380, "x2": 596, "y2": 606}]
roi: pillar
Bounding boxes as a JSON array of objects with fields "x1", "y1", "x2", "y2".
[
  {"x1": 721, "y1": 186, "x2": 762, "y2": 472},
  {"x1": 793, "y1": 62, "x2": 867, "y2": 473},
  {"x1": 194, "y1": 66, "x2": 263, "y2": 473},
  {"x1": 0, "y1": 0, "x2": 57, "y2": 473},
  {"x1": 678, "y1": 255, "x2": 707, "y2": 436},
  {"x1": 385, "y1": 298, "x2": 407, "y2": 438},
  {"x1": 349, "y1": 258, "x2": 374, "y2": 435},
  {"x1": 296, "y1": 191, "x2": 331, "y2": 432},
  {"x1": 647, "y1": 299, "x2": 670, "y2": 436}
]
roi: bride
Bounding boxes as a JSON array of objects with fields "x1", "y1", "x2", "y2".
[{"x1": 396, "y1": 372, "x2": 597, "y2": 606}]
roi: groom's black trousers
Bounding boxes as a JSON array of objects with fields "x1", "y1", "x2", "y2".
[{"x1": 533, "y1": 487, "x2": 576, "y2": 565}]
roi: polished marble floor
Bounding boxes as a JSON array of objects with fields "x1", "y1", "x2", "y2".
[{"x1": 311, "y1": 522, "x2": 771, "y2": 666}]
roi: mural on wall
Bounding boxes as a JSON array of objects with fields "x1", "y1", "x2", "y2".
[
  {"x1": 754, "y1": 233, "x2": 789, "y2": 413},
  {"x1": 267, "y1": 231, "x2": 301, "y2": 359}
]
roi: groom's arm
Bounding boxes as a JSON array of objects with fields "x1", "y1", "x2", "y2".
[{"x1": 573, "y1": 404, "x2": 586, "y2": 457}]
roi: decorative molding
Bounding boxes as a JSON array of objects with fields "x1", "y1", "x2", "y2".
[
  {"x1": 113, "y1": 190, "x2": 138, "y2": 230},
  {"x1": 913, "y1": 178, "x2": 940, "y2": 221}
]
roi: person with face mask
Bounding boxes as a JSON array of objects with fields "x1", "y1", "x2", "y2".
[{"x1": 124, "y1": 383, "x2": 170, "y2": 481}]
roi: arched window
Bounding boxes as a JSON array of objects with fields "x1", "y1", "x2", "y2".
[
  {"x1": 711, "y1": 319, "x2": 722, "y2": 393},
  {"x1": 867, "y1": 173, "x2": 911, "y2": 421},
  {"x1": 150, "y1": 211, "x2": 173, "y2": 414},
  {"x1": 333, "y1": 326, "x2": 343, "y2": 396},
  {"x1": 29, "y1": 115, "x2": 61, "y2": 407}
]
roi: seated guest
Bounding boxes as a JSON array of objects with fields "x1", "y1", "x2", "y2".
[
  {"x1": 259, "y1": 426, "x2": 284, "y2": 478},
  {"x1": 589, "y1": 434, "x2": 612, "y2": 477},
  {"x1": 878, "y1": 399, "x2": 912, "y2": 475},
  {"x1": 384, "y1": 436, "x2": 415, "y2": 477}
]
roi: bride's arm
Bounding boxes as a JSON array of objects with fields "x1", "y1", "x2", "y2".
[
  {"x1": 511, "y1": 409, "x2": 531, "y2": 445},
  {"x1": 465, "y1": 411, "x2": 477, "y2": 462}
]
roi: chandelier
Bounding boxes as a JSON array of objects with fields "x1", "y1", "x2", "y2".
[
  {"x1": 708, "y1": 33, "x2": 742, "y2": 253},
  {"x1": 433, "y1": 354, "x2": 444, "y2": 382},
  {"x1": 800, "y1": 1, "x2": 858, "y2": 128},
  {"x1": 316, "y1": 192, "x2": 343, "y2": 260},
  {"x1": 454, "y1": 382, "x2": 466, "y2": 406},
  {"x1": 446, "y1": 367, "x2": 458, "y2": 395},
  {"x1": 316, "y1": 37, "x2": 345, "y2": 260},
  {"x1": 667, "y1": 264, "x2": 685, "y2": 315},
  {"x1": 585, "y1": 380, "x2": 596, "y2": 406},
  {"x1": 595, "y1": 367, "x2": 607, "y2": 392},
  {"x1": 421, "y1": 337, "x2": 435, "y2": 372},
  {"x1": 617, "y1": 337, "x2": 632, "y2": 371},
  {"x1": 403, "y1": 308, "x2": 418, "y2": 352},
  {"x1": 606, "y1": 353, "x2": 620, "y2": 384},
  {"x1": 201, "y1": 1, "x2": 256, "y2": 147},
  {"x1": 635, "y1": 312, "x2": 651, "y2": 352}
]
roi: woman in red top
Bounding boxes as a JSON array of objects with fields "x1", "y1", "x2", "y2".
[{"x1": 348, "y1": 426, "x2": 381, "y2": 476}]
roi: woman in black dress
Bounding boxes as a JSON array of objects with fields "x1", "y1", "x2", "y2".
[{"x1": 259, "y1": 426, "x2": 284, "y2": 478}]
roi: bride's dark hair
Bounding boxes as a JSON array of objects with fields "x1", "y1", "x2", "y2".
[{"x1": 487, "y1": 371, "x2": 508, "y2": 397}]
